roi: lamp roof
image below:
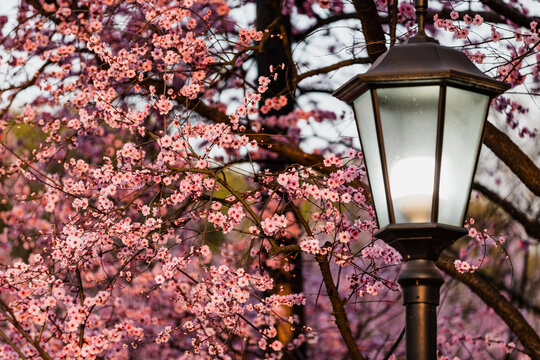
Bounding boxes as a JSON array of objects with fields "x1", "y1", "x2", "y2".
[{"x1": 334, "y1": 39, "x2": 510, "y2": 104}]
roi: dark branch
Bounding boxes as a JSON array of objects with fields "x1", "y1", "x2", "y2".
[
  {"x1": 294, "y1": 9, "x2": 515, "y2": 44},
  {"x1": 472, "y1": 182, "x2": 540, "y2": 240},
  {"x1": 296, "y1": 57, "x2": 370, "y2": 82},
  {"x1": 286, "y1": 205, "x2": 366, "y2": 359},
  {"x1": 316, "y1": 253, "x2": 368, "y2": 360},
  {"x1": 351, "y1": 0, "x2": 387, "y2": 62},
  {"x1": 294, "y1": 13, "x2": 358, "y2": 42},
  {"x1": 483, "y1": 122, "x2": 540, "y2": 197},
  {"x1": 437, "y1": 253, "x2": 540, "y2": 359},
  {"x1": 480, "y1": 0, "x2": 540, "y2": 28}
]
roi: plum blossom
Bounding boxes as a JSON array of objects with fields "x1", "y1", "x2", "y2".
[{"x1": 454, "y1": 259, "x2": 478, "y2": 273}]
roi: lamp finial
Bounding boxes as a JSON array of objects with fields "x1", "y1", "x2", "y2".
[
  {"x1": 408, "y1": 0, "x2": 438, "y2": 43},
  {"x1": 415, "y1": 0, "x2": 427, "y2": 34}
]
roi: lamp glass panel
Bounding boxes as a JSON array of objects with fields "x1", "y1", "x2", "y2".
[
  {"x1": 353, "y1": 91, "x2": 390, "y2": 227},
  {"x1": 378, "y1": 86, "x2": 439, "y2": 223},
  {"x1": 438, "y1": 87, "x2": 489, "y2": 226}
]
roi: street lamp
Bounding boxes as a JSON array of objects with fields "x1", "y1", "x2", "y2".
[{"x1": 333, "y1": 1, "x2": 509, "y2": 359}]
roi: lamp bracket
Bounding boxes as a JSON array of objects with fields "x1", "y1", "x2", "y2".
[{"x1": 375, "y1": 223, "x2": 467, "y2": 261}]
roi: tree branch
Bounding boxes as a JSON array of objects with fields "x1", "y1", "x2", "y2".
[
  {"x1": 480, "y1": 271, "x2": 540, "y2": 316},
  {"x1": 315, "y1": 253, "x2": 368, "y2": 360},
  {"x1": 0, "y1": 327, "x2": 29, "y2": 360},
  {"x1": 427, "y1": 8, "x2": 506, "y2": 24},
  {"x1": 294, "y1": 13, "x2": 359, "y2": 42},
  {"x1": 187, "y1": 96, "x2": 323, "y2": 166},
  {"x1": 294, "y1": 9, "x2": 513, "y2": 43},
  {"x1": 0, "y1": 298, "x2": 54, "y2": 360},
  {"x1": 296, "y1": 57, "x2": 370, "y2": 82},
  {"x1": 480, "y1": 0, "x2": 540, "y2": 28},
  {"x1": 483, "y1": 122, "x2": 540, "y2": 197},
  {"x1": 437, "y1": 253, "x2": 540, "y2": 359},
  {"x1": 351, "y1": 0, "x2": 387, "y2": 62},
  {"x1": 472, "y1": 182, "x2": 540, "y2": 239},
  {"x1": 141, "y1": 77, "x2": 326, "y2": 168},
  {"x1": 183, "y1": 98, "x2": 540, "y2": 209},
  {"x1": 287, "y1": 205, "x2": 366, "y2": 360}
]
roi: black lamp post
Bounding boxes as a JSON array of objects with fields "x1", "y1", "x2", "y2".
[{"x1": 334, "y1": 1, "x2": 509, "y2": 359}]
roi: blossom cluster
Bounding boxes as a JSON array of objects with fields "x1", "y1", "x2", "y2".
[{"x1": 0, "y1": 0, "x2": 534, "y2": 359}]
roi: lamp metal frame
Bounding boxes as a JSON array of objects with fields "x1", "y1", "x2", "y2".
[{"x1": 333, "y1": 19, "x2": 510, "y2": 360}]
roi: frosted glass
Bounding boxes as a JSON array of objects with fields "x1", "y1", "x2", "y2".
[
  {"x1": 438, "y1": 87, "x2": 489, "y2": 226},
  {"x1": 353, "y1": 92, "x2": 389, "y2": 227},
  {"x1": 378, "y1": 86, "x2": 439, "y2": 223}
]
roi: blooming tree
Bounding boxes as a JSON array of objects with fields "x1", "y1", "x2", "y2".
[{"x1": 0, "y1": 0, "x2": 538, "y2": 359}]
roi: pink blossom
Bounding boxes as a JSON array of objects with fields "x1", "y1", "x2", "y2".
[
  {"x1": 338, "y1": 231, "x2": 351, "y2": 243},
  {"x1": 155, "y1": 96, "x2": 173, "y2": 115},
  {"x1": 456, "y1": 28, "x2": 469, "y2": 39},
  {"x1": 473, "y1": 14, "x2": 484, "y2": 26},
  {"x1": 323, "y1": 153, "x2": 342, "y2": 167},
  {"x1": 491, "y1": 26, "x2": 501, "y2": 42},
  {"x1": 270, "y1": 340, "x2": 283, "y2": 351},
  {"x1": 454, "y1": 259, "x2": 477, "y2": 273}
]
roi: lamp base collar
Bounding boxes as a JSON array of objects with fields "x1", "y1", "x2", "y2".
[{"x1": 375, "y1": 223, "x2": 467, "y2": 261}]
